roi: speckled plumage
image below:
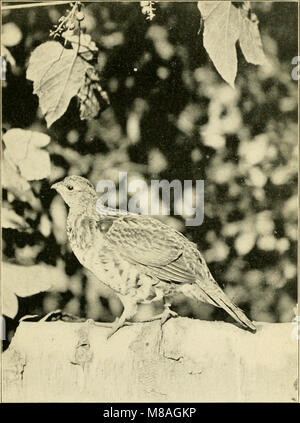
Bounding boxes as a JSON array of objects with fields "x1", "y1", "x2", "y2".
[{"x1": 52, "y1": 175, "x2": 256, "y2": 335}]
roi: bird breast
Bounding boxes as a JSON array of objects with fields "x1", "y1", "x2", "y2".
[{"x1": 66, "y1": 212, "x2": 101, "y2": 263}]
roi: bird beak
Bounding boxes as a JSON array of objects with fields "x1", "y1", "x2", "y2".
[{"x1": 51, "y1": 182, "x2": 61, "y2": 191}]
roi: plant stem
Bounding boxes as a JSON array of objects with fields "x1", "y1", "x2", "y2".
[{"x1": 2, "y1": 2, "x2": 72, "y2": 10}]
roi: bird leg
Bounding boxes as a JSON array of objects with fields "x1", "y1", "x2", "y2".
[
  {"x1": 107, "y1": 296, "x2": 138, "y2": 339},
  {"x1": 140, "y1": 286, "x2": 164, "y2": 304},
  {"x1": 88, "y1": 298, "x2": 177, "y2": 338},
  {"x1": 160, "y1": 302, "x2": 178, "y2": 325},
  {"x1": 107, "y1": 315, "x2": 130, "y2": 339},
  {"x1": 136, "y1": 302, "x2": 178, "y2": 325}
]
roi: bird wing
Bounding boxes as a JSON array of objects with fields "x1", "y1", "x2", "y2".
[{"x1": 102, "y1": 214, "x2": 196, "y2": 283}]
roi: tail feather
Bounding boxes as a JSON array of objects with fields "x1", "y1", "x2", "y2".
[{"x1": 195, "y1": 281, "x2": 256, "y2": 332}]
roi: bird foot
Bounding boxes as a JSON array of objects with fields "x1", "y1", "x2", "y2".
[
  {"x1": 103, "y1": 316, "x2": 135, "y2": 339},
  {"x1": 136, "y1": 303, "x2": 178, "y2": 325},
  {"x1": 40, "y1": 310, "x2": 85, "y2": 322},
  {"x1": 160, "y1": 303, "x2": 178, "y2": 326},
  {"x1": 83, "y1": 318, "x2": 132, "y2": 339},
  {"x1": 84, "y1": 304, "x2": 177, "y2": 338},
  {"x1": 40, "y1": 309, "x2": 63, "y2": 322}
]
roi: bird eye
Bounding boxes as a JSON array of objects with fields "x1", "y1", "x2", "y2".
[{"x1": 67, "y1": 185, "x2": 74, "y2": 191}]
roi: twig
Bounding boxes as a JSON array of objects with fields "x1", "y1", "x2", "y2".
[{"x1": 2, "y1": 2, "x2": 72, "y2": 10}]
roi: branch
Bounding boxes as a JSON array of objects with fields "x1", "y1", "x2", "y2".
[
  {"x1": 1, "y1": 2, "x2": 72, "y2": 10},
  {"x1": 2, "y1": 318, "x2": 298, "y2": 402}
]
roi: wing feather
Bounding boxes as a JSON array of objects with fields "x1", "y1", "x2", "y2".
[{"x1": 103, "y1": 214, "x2": 196, "y2": 283}]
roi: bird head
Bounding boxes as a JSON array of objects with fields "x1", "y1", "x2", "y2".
[{"x1": 51, "y1": 176, "x2": 97, "y2": 208}]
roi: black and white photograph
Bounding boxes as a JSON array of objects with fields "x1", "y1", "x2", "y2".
[{"x1": 1, "y1": 0, "x2": 299, "y2": 404}]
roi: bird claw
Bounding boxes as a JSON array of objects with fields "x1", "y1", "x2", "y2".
[
  {"x1": 83, "y1": 318, "x2": 131, "y2": 339},
  {"x1": 39, "y1": 310, "x2": 86, "y2": 322},
  {"x1": 160, "y1": 305, "x2": 178, "y2": 326},
  {"x1": 40, "y1": 309, "x2": 63, "y2": 322},
  {"x1": 134, "y1": 303, "x2": 178, "y2": 326},
  {"x1": 106, "y1": 318, "x2": 133, "y2": 339}
]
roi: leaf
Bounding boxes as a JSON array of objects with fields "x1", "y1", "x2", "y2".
[
  {"x1": 2, "y1": 262, "x2": 67, "y2": 319},
  {"x1": 198, "y1": 2, "x2": 266, "y2": 87},
  {"x1": 2, "y1": 22, "x2": 22, "y2": 47},
  {"x1": 1, "y1": 156, "x2": 39, "y2": 206},
  {"x1": 26, "y1": 41, "x2": 92, "y2": 127},
  {"x1": 239, "y1": 5, "x2": 266, "y2": 65},
  {"x1": 1, "y1": 45, "x2": 16, "y2": 68},
  {"x1": 2, "y1": 207, "x2": 30, "y2": 231},
  {"x1": 2, "y1": 156, "x2": 30, "y2": 192},
  {"x1": 78, "y1": 68, "x2": 110, "y2": 120},
  {"x1": 234, "y1": 231, "x2": 256, "y2": 255},
  {"x1": 3, "y1": 290, "x2": 19, "y2": 319},
  {"x1": 198, "y1": 2, "x2": 239, "y2": 87},
  {"x1": 62, "y1": 33, "x2": 98, "y2": 61},
  {"x1": 3, "y1": 128, "x2": 51, "y2": 181},
  {"x1": 140, "y1": 1, "x2": 156, "y2": 21}
]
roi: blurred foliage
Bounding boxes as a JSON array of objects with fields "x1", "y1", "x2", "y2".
[{"x1": 2, "y1": 2, "x2": 298, "y2": 347}]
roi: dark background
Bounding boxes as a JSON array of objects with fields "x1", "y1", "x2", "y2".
[{"x1": 2, "y1": 2, "x2": 298, "y2": 346}]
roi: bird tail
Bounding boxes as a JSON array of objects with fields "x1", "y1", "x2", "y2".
[{"x1": 194, "y1": 279, "x2": 256, "y2": 333}]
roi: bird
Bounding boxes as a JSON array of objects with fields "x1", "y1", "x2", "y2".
[{"x1": 51, "y1": 175, "x2": 256, "y2": 337}]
